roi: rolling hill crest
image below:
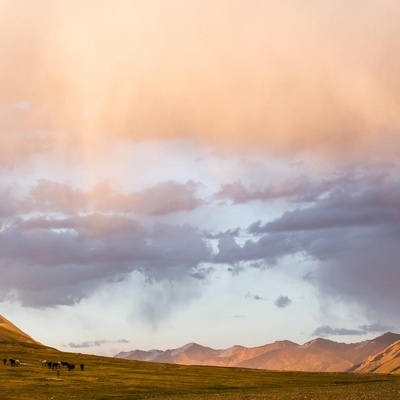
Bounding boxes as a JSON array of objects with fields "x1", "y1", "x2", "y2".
[{"x1": 116, "y1": 332, "x2": 400, "y2": 373}]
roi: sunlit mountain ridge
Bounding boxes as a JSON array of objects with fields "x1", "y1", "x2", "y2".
[
  {"x1": 0, "y1": 314, "x2": 41, "y2": 345},
  {"x1": 355, "y1": 339, "x2": 400, "y2": 374},
  {"x1": 116, "y1": 332, "x2": 400, "y2": 373}
]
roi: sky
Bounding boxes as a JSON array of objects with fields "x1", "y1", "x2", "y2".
[{"x1": 1, "y1": 0, "x2": 400, "y2": 356}]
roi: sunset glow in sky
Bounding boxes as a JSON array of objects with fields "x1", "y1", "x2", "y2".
[{"x1": 1, "y1": 0, "x2": 400, "y2": 356}]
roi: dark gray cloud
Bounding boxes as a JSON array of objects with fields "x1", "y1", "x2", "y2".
[
  {"x1": 274, "y1": 296, "x2": 292, "y2": 308},
  {"x1": 247, "y1": 172, "x2": 400, "y2": 326},
  {"x1": 312, "y1": 325, "x2": 366, "y2": 337},
  {"x1": 213, "y1": 234, "x2": 300, "y2": 266},
  {"x1": 116, "y1": 339, "x2": 130, "y2": 344},
  {"x1": 209, "y1": 171, "x2": 400, "y2": 327},
  {"x1": 0, "y1": 178, "x2": 209, "y2": 307},
  {"x1": 358, "y1": 323, "x2": 396, "y2": 333},
  {"x1": 312, "y1": 323, "x2": 396, "y2": 337},
  {"x1": 67, "y1": 338, "x2": 129, "y2": 348},
  {"x1": 2, "y1": 166, "x2": 400, "y2": 332},
  {"x1": 203, "y1": 227, "x2": 241, "y2": 240},
  {"x1": 249, "y1": 172, "x2": 397, "y2": 234},
  {"x1": 67, "y1": 339, "x2": 111, "y2": 348},
  {"x1": 0, "y1": 216, "x2": 212, "y2": 307}
]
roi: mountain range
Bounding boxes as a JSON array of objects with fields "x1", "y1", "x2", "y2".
[
  {"x1": 1, "y1": 313, "x2": 400, "y2": 374},
  {"x1": 115, "y1": 332, "x2": 400, "y2": 373}
]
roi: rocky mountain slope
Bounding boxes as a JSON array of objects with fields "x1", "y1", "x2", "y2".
[
  {"x1": 116, "y1": 332, "x2": 400, "y2": 373},
  {"x1": 354, "y1": 340, "x2": 400, "y2": 374}
]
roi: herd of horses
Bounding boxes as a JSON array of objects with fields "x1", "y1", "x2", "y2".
[
  {"x1": 3, "y1": 357, "x2": 84, "y2": 371},
  {"x1": 3, "y1": 357, "x2": 20, "y2": 367},
  {"x1": 40, "y1": 360, "x2": 84, "y2": 371}
]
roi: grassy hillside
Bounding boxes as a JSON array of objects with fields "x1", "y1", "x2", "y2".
[
  {"x1": 0, "y1": 315, "x2": 40, "y2": 344},
  {"x1": 1, "y1": 341, "x2": 400, "y2": 400}
]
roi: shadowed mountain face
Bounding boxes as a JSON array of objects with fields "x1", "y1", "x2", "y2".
[
  {"x1": 115, "y1": 333, "x2": 400, "y2": 373},
  {"x1": 0, "y1": 314, "x2": 40, "y2": 345}
]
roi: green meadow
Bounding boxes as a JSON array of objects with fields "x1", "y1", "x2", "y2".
[{"x1": 0, "y1": 342, "x2": 399, "y2": 400}]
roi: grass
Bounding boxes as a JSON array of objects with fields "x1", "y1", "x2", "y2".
[{"x1": 0, "y1": 342, "x2": 400, "y2": 399}]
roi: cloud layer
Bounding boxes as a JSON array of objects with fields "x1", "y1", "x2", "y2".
[
  {"x1": 1, "y1": 164, "x2": 399, "y2": 333},
  {"x1": 2, "y1": 0, "x2": 400, "y2": 164}
]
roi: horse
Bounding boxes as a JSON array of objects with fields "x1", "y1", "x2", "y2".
[
  {"x1": 40, "y1": 359, "x2": 47, "y2": 367},
  {"x1": 53, "y1": 361, "x2": 61, "y2": 370},
  {"x1": 67, "y1": 363, "x2": 75, "y2": 371},
  {"x1": 9, "y1": 357, "x2": 16, "y2": 367}
]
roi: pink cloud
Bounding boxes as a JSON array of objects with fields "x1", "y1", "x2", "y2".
[{"x1": 1, "y1": 1, "x2": 400, "y2": 164}]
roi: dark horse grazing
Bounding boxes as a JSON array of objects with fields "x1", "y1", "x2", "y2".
[
  {"x1": 9, "y1": 357, "x2": 16, "y2": 366},
  {"x1": 3, "y1": 358, "x2": 6, "y2": 365},
  {"x1": 52, "y1": 361, "x2": 60, "y2": 370},
  {"x1": 67, "y1": 363, "x2": 75, "y2": 371}
]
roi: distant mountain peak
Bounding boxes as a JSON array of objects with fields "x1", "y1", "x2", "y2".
[
  {"x1": 375, "y1": 332, "x2": 400, "y2": 342},
  {"x1": 171, "y1": 342, "x2": 201, "y2": 355},
  {"x1": 301, "y1": 337, "x2": 338, "y2": 349}
]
